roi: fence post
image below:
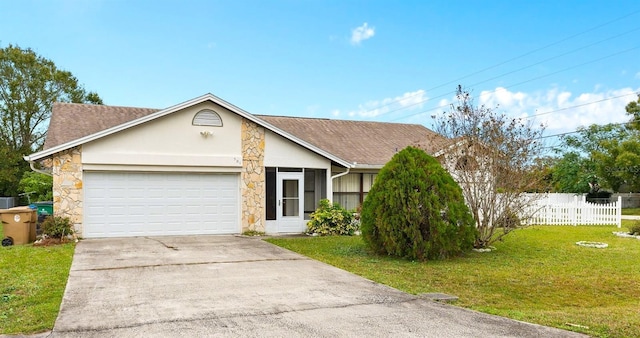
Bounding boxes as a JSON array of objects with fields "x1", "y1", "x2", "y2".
[
  {"x1": 572, "y1": 195, "x2": 578, "y2": 226},
  {"x1": 617, "y1": 195, "x2": 622, "y2": 228}
]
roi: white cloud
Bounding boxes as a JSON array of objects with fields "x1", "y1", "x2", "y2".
[
  {"x1": 348, "y1": 89, "x2": 427, "y2": 118},
  {"x1": 351, "y1": 23, "x2": 375, "y2": 45},
  {"x1": 475, "y1": 86, "x2": 640, "y2": 134}
]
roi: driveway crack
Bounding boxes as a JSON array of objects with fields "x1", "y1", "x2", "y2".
[
  {"x1": 145, "y1": 237, "x2": 179, "y2": 250},
  {"x1": 52, "y1": 297, "x2": 423, "y2": 334},
  {"x1": 75, "y1": 257, "x2": 310, "y2": 272}
]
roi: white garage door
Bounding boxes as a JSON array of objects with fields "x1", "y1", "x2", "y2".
[{"x1": 83, "y1": 172, "x2": 239, "y2": 238}]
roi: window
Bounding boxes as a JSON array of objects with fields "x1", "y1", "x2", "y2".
[
  {"x1": 192, "y1": 109, "x2": 223, "y2": 127},
  {"x1": 332, "y1": 173, "x2": 377, "y2": 210}
]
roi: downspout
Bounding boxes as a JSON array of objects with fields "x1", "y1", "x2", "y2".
[
  {"x1": 329, "y1": 162, "x2": 355, "y2": 203},
  {"x1": 330, "y1": 164, "x2": 353, "y2": 180},
  {"x1": 26, "y1": 158, "x2": 53, "y2": 177}
]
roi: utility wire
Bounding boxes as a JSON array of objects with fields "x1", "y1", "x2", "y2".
[
  {"x1": 524, "y1": 93, "x2": 637, "y2": 120},
  {"x1": 356, "y1": 10, "x2": 640, "y2": 117},
  {"x1": 389, "y1": 44, "x2": 640, "y2": 122},
  {"x1": 367, "y1": 36, "x2": 640, "y2": 120},
  {"x1": 538, "y1": 120, "x2": 636, "y2": 139}
]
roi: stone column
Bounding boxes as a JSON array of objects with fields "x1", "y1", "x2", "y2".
[
  {"x1": 241, "y1": 119, "x2": 266, "y2": 232},
  {"x1": 51, "y1": 147, "x2": 84, "y2": 236}
]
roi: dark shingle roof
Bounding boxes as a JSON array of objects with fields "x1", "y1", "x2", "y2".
[
  {"x1": 44, "y1": 103, "x2": 159, "y2": 150},
  {"x1": 258, "y1": 115, "x2": 446, "y2": 166},
  {"x1": 43, "y1": 102, "x2": 448, "y2": 167}
]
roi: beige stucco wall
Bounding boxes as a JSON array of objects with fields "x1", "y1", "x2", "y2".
[
  {"x1": 264, "y1": 130, "x2": 331, "y2": 169},
  {"x1": 82, "y1": 102, "x2": 243, "y2": 169},
  {"x1": 51, "y1": 147, "x2": 83, "y2": 235},
  {"x1": 48, "y1": 102, "x2": 338, "y2": 236}
]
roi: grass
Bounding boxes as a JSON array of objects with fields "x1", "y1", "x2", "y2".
[
  {"x1": 266, "y1": 221, "x2": 640, "y2": 338},
  {"x1": 0, "y1": 242, "x2": 75, "y2": 335},
  {"x1": 622, "y1": 208, "x2": 640, "y2": 215}
]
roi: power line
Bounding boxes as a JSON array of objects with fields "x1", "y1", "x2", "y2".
[
  {"x1": 355, "y1": 9, "x2": 640, "y2": 117},
  {"x1": 368, "y1": 37, "x2": 640, "y2": 120},
  {"x1": 524, "y1": 93, "x2": 637, "y2": 120},
  {"x1": 537, "y1": 120, "x2": 636, "y2": 139},
  {"x1": 389, "y1": 44, "x2": 640, "y2": 122}
]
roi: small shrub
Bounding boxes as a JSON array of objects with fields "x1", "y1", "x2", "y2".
[
  {"x1": 629, "y1": 222, "x2": 640, "y2": 236},
  {"x1": 307, "y1": 199, "x2": 357, "y2": 236},
  {"x1": 242, "y1": 230, "x2": 265, "y2": 236},
  {"x1": 40, "y1": 216, "x2": 74, "y2": 238}
]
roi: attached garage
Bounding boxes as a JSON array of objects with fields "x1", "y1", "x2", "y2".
[
  {"x1": 26, "y1": 94, "x2": 428, "y2": 237},
  {"x1": 83, "y1": 172, "x2": 240, "y2": 238}
]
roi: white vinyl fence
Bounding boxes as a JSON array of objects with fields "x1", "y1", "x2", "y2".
[{"x1": 523, "y1": 194, "x2": 621, "y2": 227}]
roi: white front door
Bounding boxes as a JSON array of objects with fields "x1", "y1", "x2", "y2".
[{"x1": 277, "y1": 172, "x2": 304, "y2": 232}]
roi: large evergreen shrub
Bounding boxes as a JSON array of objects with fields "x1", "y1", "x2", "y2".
[{"x1": 360, "y1": 146, "x2": 476, "y2": 260}]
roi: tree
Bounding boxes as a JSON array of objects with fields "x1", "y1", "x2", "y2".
[
  {"x1": 0, "y1": 45, "x2": 102, "y2": 196},
  {"x1": 626, "y1": 94, "x2": 640, "y2": 131},
  {"x1": 550, "y1": 152, "x2": 596, "y2": 193},
  {"x1": 431, "y1": 86, "x2": 545, "y2": 248},
  {"x1": 555, "y1": 122, "x2": 639, "y2": 192},
  {"x1": 592, "y1": 135, "x2": 640, "y2": 192},
  {"x1": 525, "y1": 156, "x2": 556, "y2": 193},
  {"x1": 18, "y1": 171, "x2": 53, "y2": 203},
  {"x1": 360, "y1": 146, "x2": 476, "y2": 261}
]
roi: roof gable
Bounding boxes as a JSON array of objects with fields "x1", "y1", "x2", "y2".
[{"x1": 27, "y1": 94, "x2": 448, "y2": 168}]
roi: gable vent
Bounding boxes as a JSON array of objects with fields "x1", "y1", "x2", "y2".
[{"x1": 193, "y1": 109, "x2": 223, "y2": 127}]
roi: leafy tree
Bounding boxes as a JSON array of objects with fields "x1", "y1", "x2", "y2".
[
  {"x1": 525, "y1": 156, "x2": 556, "y2": 193},
  {"x1": 360, "y1": 146, "x2": 476, "y2": 261},
  {"x1": 593, "y1": 135, "x2": 640, "y2": 192},
  {"x1": 431, "y1": 86, "x2": 545, "y2": 248},
  {"x1": 550, "y1": 152, "x2": 596, "y2": 193},
  {"x1": 555, "y1": 121, "x2": 640, "y2": 192},
  {"x1": 0, "y1": 144, "x2": 24, "y2": 196},
  {"x1": 18, "y1": 171, "x2": 53, "y2": 203},
  {"x1": 626, "y1": 94, "x2": 640, "y2": 131},
  {"x1": 0, "y1": 44, "x2": 102, "y2": 196}
]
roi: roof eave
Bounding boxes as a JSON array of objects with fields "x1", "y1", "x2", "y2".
[
  {"x1": 25, "y1": 93, "x2": 354, "y2": 168},
  {"x1": 352, "y1": 163, "x2": 385, "y2": 170}
]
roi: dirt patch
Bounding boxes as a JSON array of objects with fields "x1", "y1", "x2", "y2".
[{"x1": 33, "y1": 237, "x2": 74, "y2": 246}]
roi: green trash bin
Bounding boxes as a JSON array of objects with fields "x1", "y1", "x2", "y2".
[{"x1": 32, "y1": 201, "x2": 53, "y2": 220}]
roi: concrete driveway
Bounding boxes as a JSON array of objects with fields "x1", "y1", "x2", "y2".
[{"x1": 51, "y1": 236, "x2": 585, "y2": 337}]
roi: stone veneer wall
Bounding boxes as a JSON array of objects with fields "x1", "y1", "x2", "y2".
[
  {"x1": 241, "y1": 119, "x2": 266, "y2": 233},
  {"x1": 51, "y1": 147, "x2": 84, "y2": 235}
]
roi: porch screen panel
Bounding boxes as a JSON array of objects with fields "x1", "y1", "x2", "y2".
[
  {"x1": 266, "y1": 167, "x2": 276, "y2": 220},
  {"x1": 304, "y1": 169, "x2": 326, "y2": 219}
]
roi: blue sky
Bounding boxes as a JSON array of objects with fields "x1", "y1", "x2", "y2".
[{"x1": 1, "y1": 0, "x2": 639, "y2": 140}]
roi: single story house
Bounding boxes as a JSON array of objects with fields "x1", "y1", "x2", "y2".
[{"x1": 24, "y1": 93, "x2": 447, "y2": 238}]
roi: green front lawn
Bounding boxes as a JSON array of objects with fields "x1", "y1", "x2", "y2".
[
  {"x1": 267, "y1": 222, "x2": 640, "y2": 338},
  {"x1": 0, "y1": 243, "x2": 75, "y2": 335}
]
